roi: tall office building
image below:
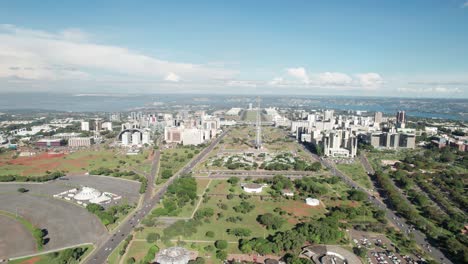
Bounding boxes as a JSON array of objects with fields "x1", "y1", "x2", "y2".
[
  {"x1": 95, "y1": 119, "x2": 103, "y2": 132},
  {"x1": 324, "y1": 110, "x2": 334, "y2": 121},
  {"x1": 396, "y1": 111, "x2": 406, "y2": 128},
  {"x1": 81, "y1": 121, "x2": 90, "y2": 131},
  {"x1": 374, "y1": 112, "x2": 383, "y2": 124}
]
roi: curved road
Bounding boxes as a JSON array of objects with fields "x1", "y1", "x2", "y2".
[{"x1": 85, "y1": 130, "x2": 229, "y2": 264}]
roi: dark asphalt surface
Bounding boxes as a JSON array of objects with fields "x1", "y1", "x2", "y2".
[{"x1": 85, "y1": 130, "x2": 229, "y2": 264}]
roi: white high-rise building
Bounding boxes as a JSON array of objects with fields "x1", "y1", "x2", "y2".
[
  {"x1": 122, "y1": 132, "x2": 131, "y2": 145},
  {"x1": 374, "y1": 112, "x2": 383, "y2": 124},
  {"x1": 103, "y1": 122, "x2": 113, "y2": 131},
  {"x1": 142, "y1": 131, "x2": 151, "y2": 145},
  {"x1": 132, "y1": 132, "x2": 142, "y2": 145},
  {"x1": 324, "y1": 110, "x2": 334, "y2": 121},
  {"x1": 81, "y1": 121, "x2": 90, "y2": 131}
]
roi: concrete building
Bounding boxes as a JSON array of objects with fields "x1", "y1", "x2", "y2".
[
  {"x1": 122, "y1": 132, "x2": 131, "y2": 146},
  {"x1": 182, "y1": 128, "x2": 204, "y2": 145},
  {"x1": 95, "y1": 119, "x2": 103, "y2": 132},
  {"x1": 36, "y1": 139, "x2": 63, "y2": 148},
  {"x1": 132, "y1": 132, "x2": 142, "y2": 145},
  {"x1": 324, "y1": 110, "x2": 334, "y2": 121},
  {"x1": 396, "y1": 110, "x2": 406, "y2": 128},
  {"x1": 102, "y1": 122, "x2": 113, "y2": 131},
  {"x1": 69, "y1": 137, "x2": 92, "y2": 147},
  {"x1": 242, "y1": 183, "x2": 266, "y2": 193},
  {"x1": 322, "y1": 130, "x2": 358, "y2": 158},
  {"x1": 368, "y1": 132, "x2": 415, "y2": 149},
  {"x1": 374, "y1": 112, "x2": 383, "y2": 124},
  {"x1": 81, "y1": 121, "x2": 90, "y2": 131},
  {"x1": 165, "y1": 127, "x2": 183, "y2": 144},
  {"x1": 155, "y1": 247, "x2": 191, "y2": 264},
  {"x1": 305, "y1": 197, "x2": 320, "y2": 206},
  {"x1": 142, "y1": 130, "x2": 151, "y2": 145}
]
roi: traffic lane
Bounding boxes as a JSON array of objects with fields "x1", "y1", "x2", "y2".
[{"x1": 88, "y1": 131, "x2": 227, "y2": 263}]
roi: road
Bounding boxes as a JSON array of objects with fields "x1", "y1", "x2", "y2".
[
  {"x1": 85, "y1": 130, "x2": 228, "y2": 264},
  {"x1": 358, "y1": 154, "x2": 452, "y2": 264},
  {"x1": 340, "y1": 154, "x2": 451, "y2": 264}
]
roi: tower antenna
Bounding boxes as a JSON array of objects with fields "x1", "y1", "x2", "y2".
[{"x1": 255, "y1": 97, "x2": 262, "y2": 149}]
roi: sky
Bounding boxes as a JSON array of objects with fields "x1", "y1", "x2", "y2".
[{"x1": 0, "y1": 0, "x2": 468, "y2": 98}]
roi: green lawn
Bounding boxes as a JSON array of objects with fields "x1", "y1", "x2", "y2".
[
  {"x1": 157, "y1": 146, "x2": 202, "y2": 181},
  {"x1": 121, "y1": 240, "x2": 152, "y2": 264},
  {"x1": 8, "y1": 245, "x2": 93, "y2": 264},
  {"x1": 336, "y1": 161, "x2": 372, "y2": 189}
]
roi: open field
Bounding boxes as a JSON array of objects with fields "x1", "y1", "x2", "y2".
[
  {"x1": 196, "y1": 126, "x2": 317, "y2": 171},
  {"x1": 336, "y1": 160, "x2": 372, "y2": 189},
  {"x1": 240, "y1": 110, "x2": 267, "y2": 122},
  {"x1": 157, "y1": 146, "x2": 201, "y2": 180},
  {"x1": 0, "y1": 148, "x2": 151, "y2": 177}
]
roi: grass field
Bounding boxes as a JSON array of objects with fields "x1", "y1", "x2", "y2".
[
  {"x1": 157, "y1": 146, "x2": 201, "y2": 181},
  {"x1": 122, "y1": 173, "x2": 374, "y2": 264},
  {"x1": 122, "y1": 240, "x2": 152, "y2": 263},
  {"x1": 8, "y1": 244, "x2": 93, "y2": 264},
  {"x1": 336, "y1": 161, "x2": 373, "y2": 189},
  {"x1": 0, "y1": 148, "x2": 152, "y2": 177},
  {"x1": 196, "y1": 126, "x2": 317, "y2": 171},
  {"x1": 240, "y1": 110, "x2": 267, "y2": 122}
]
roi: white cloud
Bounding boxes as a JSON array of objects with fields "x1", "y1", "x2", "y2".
[
  {"x1": 355, "y1": 73, "x2": 384, "y2": 89},
  {"x1": 462, "y1": 1, "x2": 468, "y2": 8},
  {"x1": 226, "y1": 80, "x2": 257, "y2": 88},
  {"x1": 397, "y1": 87, "x2": 461, "y2": 93},
  {"x1": 165, "y1": 72, "x2": 180, "y2": 82},
  {"x1": 286, "y1": 67, "x2": 310, "y2": 84},
  {"x1": 269, "y1": 77, "x2": 283, "y2": 85},
  {"x1": 0, "y1": 24, "x2": 235, "y2": 84},
  {"x1": 317, "y1": 72, "x2": 352, "y2": 85}
]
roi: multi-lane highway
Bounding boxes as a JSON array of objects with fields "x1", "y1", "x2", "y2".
[
  {"x1": 85, "y1": 130, "x2": 229, "y2": 264},
  {"x1": 312, "y1": 149, "x2": 452, "y2": 264}
]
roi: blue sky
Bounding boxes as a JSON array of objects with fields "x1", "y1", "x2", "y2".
[{"x1": 0, "y1": 0, "x2": 467, "y2": 97}]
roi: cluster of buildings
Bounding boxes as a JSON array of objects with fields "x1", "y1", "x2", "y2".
[
  {"x1": 163, "y1": 111, "x2": 222, "y2": 146},
  {"x1": 431, "y1": 134, "x2": 468, "y2": 151},
  {"x1": 291, "y1": 110, "x2": 416, "y2": 158}
]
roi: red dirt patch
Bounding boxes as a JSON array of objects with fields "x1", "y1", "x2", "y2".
[
  {"x1": 19, "y1": 256, "x2": 41, "y2": 264},
  {"x1": 281, "y1": 200, "x2": 325, "y2": 217}
]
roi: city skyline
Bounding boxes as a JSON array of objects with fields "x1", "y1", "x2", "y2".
[{"x1": 1, "y1": 0, "x2": 468, "y2": 98}]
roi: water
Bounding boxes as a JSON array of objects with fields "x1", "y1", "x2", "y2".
[{"x1": 0, "y1": 93, "x2": 466, "y2": 121}]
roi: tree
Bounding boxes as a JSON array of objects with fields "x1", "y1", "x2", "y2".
[
  {"x1": 189, "y1": 257, "x2": 206, "y2": 264},
  {"x1": 216, "y1": 250, "x2": 227, "y2": 260},
  {"x1": 161, "y1": 169, "x2": 173, "y2": 179},
  {"x1": 257, "y1": 213, "x2": 285, "y2": 230},
  {"x1": 205, "y1": 231, "x2": 215, "y2": 238},
  {"x1": 353, "y1": 247, "x2": 367, "y2": 258},
  {"x1": 126, "y1": 257, "x2": 136, "y2": 264},
  {"x1": 348, "y1": 189, "x2": 367, "y2": 201},
  {"x1": 146, "y1": 232, "x2": 160, "y2": 243},
  {"x1": 227, "y1": 228, "x2": 252, "y2": 237},
  {"x1": 227, "y1": 176, "x2": 240, "y2": 185},
  {"x1": 17, "y1": 187, "x2": 29, "y2": 193},
  {"x1": 215, "y1": 240, "x2": 228, "y2": 250}
]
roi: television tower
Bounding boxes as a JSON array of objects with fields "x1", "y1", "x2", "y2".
[{"x1": 255, "y1": 97, "x2": 262, "y2": 149}]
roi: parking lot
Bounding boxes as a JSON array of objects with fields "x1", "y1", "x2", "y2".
[
  {"x1": 0, "y1": 175, "x2": 141, "y2": 259},
  {"x1": 0, "y1": 215, "x2": 36, "y2": 260},
  {"x1": 350, "y1": 230, "x2": 424, "y2": 264}
]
